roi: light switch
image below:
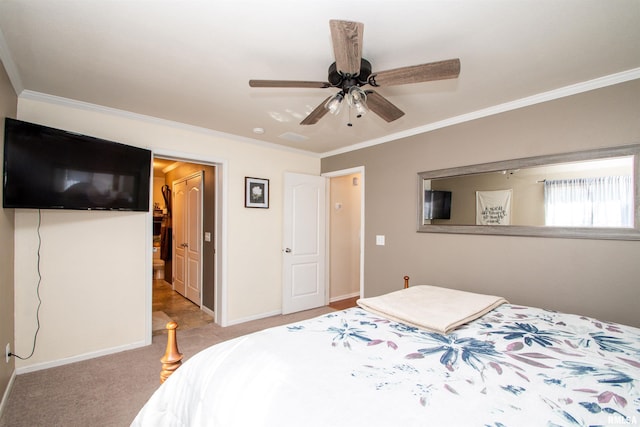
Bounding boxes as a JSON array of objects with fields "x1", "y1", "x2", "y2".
[
  {"x1": 376, "y1": 235, "x2": 385, "y2": 246},
  {"x1": 204, "y1": 232, "x2": 212, "y2": 242}
]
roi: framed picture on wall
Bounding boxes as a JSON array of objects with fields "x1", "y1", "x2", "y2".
[{"x1": 245, "y1": 177, "x2": 269, "y2": 208}]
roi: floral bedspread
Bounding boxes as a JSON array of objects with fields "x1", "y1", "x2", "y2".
[{"x1": 133, "y1": 305, "x2": 640, "y2": 427}]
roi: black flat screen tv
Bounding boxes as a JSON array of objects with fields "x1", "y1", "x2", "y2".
[
  {"x1": 424, "y1": 190, "x2": 452, "y2": 220},
  {"x1": 3, "y1": 118, "x2": 151, "y2": 211}
]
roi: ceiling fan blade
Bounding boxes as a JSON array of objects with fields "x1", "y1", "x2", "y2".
[
  {"x1": 369, "y1": 58, "x2": 460, "y2": 87},
  {"x1": 249, "y1": 80, "x2": 331, "y2": 89},
  {"x1": 365, "y1": 91, "x2": 405, "y2": 122},
  {"x1": 300, "y1": 96, "x2": 332, "y2": 125},
  {"x1": 329, "y1": 20, "x2": 364, "y2": 76}
]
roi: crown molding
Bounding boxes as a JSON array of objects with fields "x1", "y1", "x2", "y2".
[
  {"x1": 320, "y1": 67, "x2": 640, "y2": 158},
  {"x1": 13, "y1": 65, "x2": 640, "y2": 161},
  {"x1": 18, "y1": 90, "x2": 322, "y2": 158}
]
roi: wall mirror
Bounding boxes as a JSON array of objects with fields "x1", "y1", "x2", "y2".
[{"x1": 417, "y1": 144, "x2": 640, "y2": 240}]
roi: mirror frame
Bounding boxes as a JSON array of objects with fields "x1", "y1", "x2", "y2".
[{"x1": 417, "y1": 144, "x2": 640, "y2": 240}]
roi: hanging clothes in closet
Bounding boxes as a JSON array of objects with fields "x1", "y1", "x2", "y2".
[{"x1": 160, "y1": 184, "x2": 172, "y2": 262}]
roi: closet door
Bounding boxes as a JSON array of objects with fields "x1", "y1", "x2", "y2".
[{"x1": 172, "y1": 172, "x2": 203, "y2": 305}]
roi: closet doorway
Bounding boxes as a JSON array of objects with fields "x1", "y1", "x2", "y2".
[{"x1": 152, "y1": 157, "x2": 218, "y2": 332}]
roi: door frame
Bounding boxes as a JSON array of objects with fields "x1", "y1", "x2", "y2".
[
  {"x1": 147, "y1": 149, "x2": 228, "y2": 343},
  {"x1": 322, "y1": 166, "x2": 365, "y2": 300}
]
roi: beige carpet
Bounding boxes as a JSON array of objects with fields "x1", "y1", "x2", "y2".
[{"x1": 0, "y1": 306, "x2": 335, "y2": 427}]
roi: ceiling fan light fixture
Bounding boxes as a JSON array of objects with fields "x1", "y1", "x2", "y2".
[
  {"x1": 347, "y1": 86, "x2": 368, "y2": 118},
  {"x1": 324, "y1": 92, "x2": 344, "y2": 115}
]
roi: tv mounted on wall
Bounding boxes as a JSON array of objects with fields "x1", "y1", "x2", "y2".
[
  {"x1": 424, "y1": 190, "x2": 452, "y2": 220},
  {"x1": 3, "y1": 118, "x2": 151, "y2": 211}
]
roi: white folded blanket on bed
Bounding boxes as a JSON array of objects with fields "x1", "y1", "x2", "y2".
[{"x1": 357, "y1": 285, "x2": 507, "y2": 334}]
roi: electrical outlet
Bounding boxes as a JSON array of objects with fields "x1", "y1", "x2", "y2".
[{"x1": 5, "y1": 343, "x2": 10, "y2": 363}]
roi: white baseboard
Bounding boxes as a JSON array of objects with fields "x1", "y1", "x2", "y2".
[
  {"x1": 226, "y1": 309, "x2": 281, "y2": 327},
  {"x1": 15, "y1": 339, "x2": 148, "y2": 375},
  {"x1": 224, "y1": 295, "x2": 361, "y2": 327},
  {"x1": 0, "y1": 370, "x2": 16, "y2": 419},
  {"x1": 330, "y1": 291, "x2": 360, "y2": 303}
]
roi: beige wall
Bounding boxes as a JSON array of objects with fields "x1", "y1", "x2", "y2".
[
  {"x1": 329, "y1": 173, "x2": 361, "y2": 300},
  {"x1": 322, "y1": 80, "x2": 640, "y2": 328},
  {"x1": 0, "y1": 61, "x2": 17, "y2": 412},
  {"x1": 13, "y1": 94, "x2": 319, "y2": 370}
]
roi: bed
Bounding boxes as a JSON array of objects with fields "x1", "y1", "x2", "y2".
[{"x1": 133, "y1": 280, "x2": 640, "y2": 426}]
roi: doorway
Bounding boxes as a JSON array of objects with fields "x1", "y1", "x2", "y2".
[
  {"x1": 151, "y1": 156, "x2": 219, "y2": 334},
  {"x1": 323, "y1": 167, "x2": 364, "y2": 305},
  {"x1": 172, "y1": 171, "x2": 203, "y2": 305}
]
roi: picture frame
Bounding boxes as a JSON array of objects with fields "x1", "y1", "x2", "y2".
[{"x1": 245, "y1": 177, "x2": 269, "y2": 208}]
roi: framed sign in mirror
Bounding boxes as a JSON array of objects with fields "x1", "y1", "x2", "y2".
[{"x1": 417, "y1": 144, "x2": 640, "y2": 240}]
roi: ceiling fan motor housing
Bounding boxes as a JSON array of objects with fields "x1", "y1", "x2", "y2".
[{"x1": 328, "y1": 58, "x2": 372, "y2": 90}]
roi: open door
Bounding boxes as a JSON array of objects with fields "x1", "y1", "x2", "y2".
[{"x1": 282, "y1": 172, "x2": 327, "y2": 314}]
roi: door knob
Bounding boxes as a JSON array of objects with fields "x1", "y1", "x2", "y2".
[{"x1": 284, "y1": 248, "x2": 292, "y2": 253}]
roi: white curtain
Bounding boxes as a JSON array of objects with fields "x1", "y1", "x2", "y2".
[{"x1": 544, "y1": 176, "x2": 633, "y2": 227}]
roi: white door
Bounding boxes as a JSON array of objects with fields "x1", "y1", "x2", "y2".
[
  {"x1": 173, "y1": 172, "x2": 203, "y2": 305},
  {"x1": 282, "y1": 172, "x2": 327, "y2": 314}
]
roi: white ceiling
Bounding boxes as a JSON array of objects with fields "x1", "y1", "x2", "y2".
[{"x1": 1, "y1": 0, "x2": 639, "y2": 156}]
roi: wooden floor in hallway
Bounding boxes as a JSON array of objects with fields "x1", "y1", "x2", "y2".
[
  {"x1": 329, "y1": 296, "x2": 358, "y2": 310},
  {"x1": 152, "y1": 279, "x2": 214, "y2": 335},
  {"x1": 153, "y1": 279, "x2": 359, "y2": 335}
]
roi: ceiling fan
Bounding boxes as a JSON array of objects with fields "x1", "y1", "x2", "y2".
[{"x1": 249, "y1": 19, "x2": 460, "y2": 126}]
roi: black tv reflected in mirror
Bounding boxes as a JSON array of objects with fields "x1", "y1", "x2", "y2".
[
  {"x1": 424, "y1": 190, "x2": 452, "y2": 220},
  {"x1": 3, "y1": 118, "x2": 151, "y2": 211}
]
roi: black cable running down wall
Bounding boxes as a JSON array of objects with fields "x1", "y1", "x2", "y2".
[{"x1": 9, "y1": 209, "x2": 43, "y2": 360}]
